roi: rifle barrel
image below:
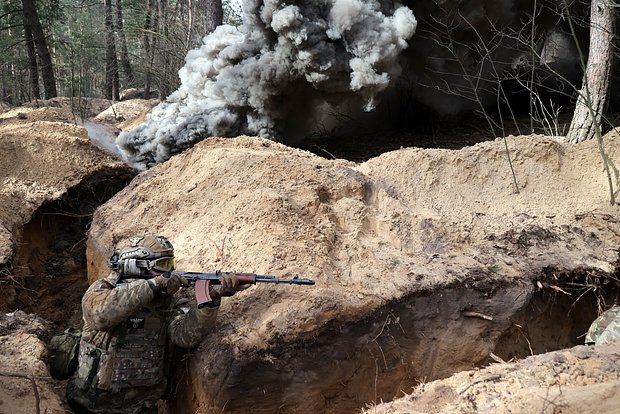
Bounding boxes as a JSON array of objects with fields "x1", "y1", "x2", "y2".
[
  {"x1": 254, "y1": 276, "x2": 315, "y2": 285},
  {"x1": 175, "y1": 272, "x2": 315, "y2": 285}
]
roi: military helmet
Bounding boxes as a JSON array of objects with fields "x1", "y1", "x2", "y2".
[{"x1": 107, "y1": 233, "x2": 175, "y2": 276}]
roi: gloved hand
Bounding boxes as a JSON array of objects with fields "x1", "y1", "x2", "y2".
[
  {"x1": 150, "y1": 274, "x2": 189, "y2": 296},
  {"x1": 209, "y1": 274, "x2": 250, "y2": 299}
]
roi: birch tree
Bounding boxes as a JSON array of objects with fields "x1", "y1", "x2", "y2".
[
  {"x1": 566, "y1": 0, "x2": 615, "y2": 143},
  {"x1": 104, "y1": 0, "x2": 120, "y2": 100}
]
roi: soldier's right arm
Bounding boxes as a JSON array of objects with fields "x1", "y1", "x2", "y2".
[{"x1": 82, "y1": 277, "x2": 155, "y2": 331}]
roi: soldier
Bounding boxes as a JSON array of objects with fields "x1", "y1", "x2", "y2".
[
  {"x1": 67, "y1": 233, "x2": 246, "y2": 413},
  {"x1": 585, "y1": 305, "x2": 620, "y2": 346}
]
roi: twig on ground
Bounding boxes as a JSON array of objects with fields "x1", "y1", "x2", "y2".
[
  {"x1": 462, "y1": 311, "x2": 494, "y2": 321},
  {"x1": 489, "y1": 352, "x2": 507, "y2": 364},
  {"x1": 457, "y1": 374, "x2": 502, "y2": 395},
  {"x1": 0, "y1": 371, "x2": 50, "y2": 414}
]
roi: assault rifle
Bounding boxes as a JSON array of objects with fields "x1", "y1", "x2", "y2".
[
  {"x1": 116, "y1": 271, "x2": 314, "y2": 308},
  {"x1": 173, "y1": 271, "x2": 314, "y2": 308},
  {"x1": 116, "y1": 270, "x2": 315, "y2": 307}
]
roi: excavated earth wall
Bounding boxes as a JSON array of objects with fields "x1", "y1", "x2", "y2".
[
  {"x1": 86, "y1": 134, "x2": 620, "y2": 413},
  {"x1": 364, "y1": 343, "x2": 620, "y2": 414},
  {"x1": 1, "y1": 103, "x2": 619, "y2": 413},
  {"x1": 0, "y1": 107, "x2": 136, "y2": 413}
]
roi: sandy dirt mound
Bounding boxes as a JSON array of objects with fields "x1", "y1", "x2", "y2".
[
  {"x1": 86, "y1": 133, "x2": 619, "y2": 412},
  {"x1": 83, "y1": 99, "x2": 160, "y2": 157},
  {"x1": 364, "y1": 343, "x2": 620, "y2": 414},
  {"x1": 0, "y1": 113, "x2": 137, "y2": 414},
  {"x1": 0, "y1": 98, "x2": 158, "y2": 160},
  {"x1": 2, "y1": 100, "x2": 618, "y2": 412},
  {"x1": 0, "y1": 311, "x2": 66, "y2": 414},
  {"x1": 0, "y1": 105, "x2": 80, "y2": 124},
  {"x1": 22, "y1": 97, "x2": 112, "y2": 118},
  {"x1": 94, "y1": 98, "x2": 159, "y2": 127},
  {"x1": 0, "y1": 112, "x2": 128, "y2": 235},
  {"x1": 88, "y1": 132, "x2": 620, "y2": 286}
]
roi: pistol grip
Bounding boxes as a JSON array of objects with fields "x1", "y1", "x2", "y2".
[{"x1": 195, "y1": 279, "x2": 213, "y2": 308}]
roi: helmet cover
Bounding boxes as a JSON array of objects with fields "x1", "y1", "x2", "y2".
[
  {"x1": 108, "y1": 234, "x2": 174, "y2": 275},
  {"x1": 118, "y1": 234, "x2": 174, "y2": 261}
]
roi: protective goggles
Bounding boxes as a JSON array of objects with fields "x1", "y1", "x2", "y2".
[{"x1": 148, "y1": 257, "x2": 176, "y2": 272}]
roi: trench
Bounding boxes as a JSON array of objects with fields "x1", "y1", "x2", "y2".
[
  {"x1": 2, "y1": 171, "x2": 619, "y2": 413},
  {"x1": 492, "y1": 271, "x2": 620, "y2": 360},
  {"x1": 4, "y1": 195, "x2": 618, "y2": 414},
  {"x1": 179, "y1": 272, "x2": 619, "y2": 414},
  {"x1": 5, "y1": 169, "x2": 135, "y2": 329}
]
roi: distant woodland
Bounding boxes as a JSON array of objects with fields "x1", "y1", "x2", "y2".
[
  {"x1": 1, "y1": 1, "x2": 619, "y2": 149},
  {"x1": 0, "y1": 0, "x2": 241, "y2": 103}
]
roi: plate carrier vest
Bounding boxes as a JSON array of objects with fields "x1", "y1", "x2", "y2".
[{"x1": 76, "y1": 308, "x2": 166, "y2": 392}]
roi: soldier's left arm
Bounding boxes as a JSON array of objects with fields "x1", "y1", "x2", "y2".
[{"x1": 167, "y1": 301, "x2": 219, "y2": 348}]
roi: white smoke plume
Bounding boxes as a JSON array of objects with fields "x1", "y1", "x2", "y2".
[{"x1": 117, "y1": 0, "x2": 417, "y2": 170}]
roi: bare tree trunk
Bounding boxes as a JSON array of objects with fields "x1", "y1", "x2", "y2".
[
  {"x1": 186, "y1": 0, "x2": 193, "y2": 49},
  {"x1": 142, "y1": 0, "x2": 153, "y2": 97},
  {"x1": 157, "y1": 0, "x2": 169, "y2": 98},
  {"x1": 21, "y1": 0, "x2": 57, "y2": 98},
  {"x1": 205, "y1": 0, "x2": 222, "y2": 35},
  {"x1": 143, "y1": 0, "x2": 157, "y2": 98},
  {"x1": 115, "y1": 0, "x2": 134, "y2": 87},
  {"x1": 566, "y1": 0, "x2": 615, "y2": 143},
  {"x1": 104, "y1": 0, "x2": 120, "y2": 100},
  {"x1": 22, "y1": 21, "x2": 40, "y2": 100}
]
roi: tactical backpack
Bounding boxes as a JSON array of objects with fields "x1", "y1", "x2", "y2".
[{"x1": 49, "y1": 328, "x2": 82, "y2": 380}]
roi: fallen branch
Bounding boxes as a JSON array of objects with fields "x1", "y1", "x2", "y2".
[
  {"x1": 0, "y1": 371, "x2": 50, "y2": 414},
  {"x1": 549, "y1": 285, "x2": 571, "y2": 296},
  {"x1": 457, "y1": 374, "x2": 502, "y2": 395},
  {"x1": 462, "y1": 311, "x2": 494, "y2": 321},
  {"x1": 489, "y1": 352, "x2": 507, "y2": 364}
]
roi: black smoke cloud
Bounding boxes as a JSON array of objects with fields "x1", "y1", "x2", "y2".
[
  {"x1": 118, "y1": 0, "x2": 417, "y2": 170},
  {"x1": 402, "y1": 0, "x2": 585, "y2": 116}
]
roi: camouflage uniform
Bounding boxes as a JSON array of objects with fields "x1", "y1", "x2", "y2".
[
  {"x1": 585, "y1": 305, "x2": 620, "y2": 346},
  {"x1": 67, "y1": 272, "x2": 218, "y2": 414}
]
